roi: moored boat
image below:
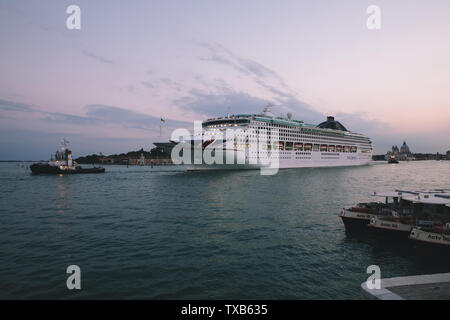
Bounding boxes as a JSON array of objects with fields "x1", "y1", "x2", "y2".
[
  {"x1": 339, "y1": 191, "x2": 406, "y2": 230},
  {"x1": 339, "y1": 208, "x2": 376, "y2": 229},
  {"x1": 409, "y1": 226, "x2": 450, "y2": 250},
  {"x1": 407, "y1": 195, "x2": 450, "y2": 249},
  {"x1": 340, "y1": 189, "x2": 450, "y2": 255},
  {"x1": 366, "y1": 192, "x2": 445, "y2": 238},
  {"x1": 342, "y1": 190, "x2": 450, "y2": 239},
  {"x1": 367, "y1": 215, "x2": 414, "y2": 237}
]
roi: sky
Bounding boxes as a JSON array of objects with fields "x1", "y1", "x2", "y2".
[{"x1": 0, "y1": 0, "x2": 449, "y2": 159}]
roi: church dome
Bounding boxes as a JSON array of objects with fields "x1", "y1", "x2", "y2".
[{"x1": 400, "y1": 141, "x2": 410, "y2": 154}]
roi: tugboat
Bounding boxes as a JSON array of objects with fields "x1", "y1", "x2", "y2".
[
  {"x1": 30, "y1": 139, "x2": 105, "y2": 175},
  {"x1": 387, "y1": 156, "x2": 399, "y2": 164}
]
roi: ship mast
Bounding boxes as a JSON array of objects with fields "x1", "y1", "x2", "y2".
[
  {"x1": 61, "y1": 138, "x2": 70, "y2": 168},
  {"x1": 262, "y1": 103, "x2": 276, "y2": 116}
]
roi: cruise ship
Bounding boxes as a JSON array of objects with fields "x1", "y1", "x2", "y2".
[{"x1": 167, "y1": 106, "x2": 373, "y2": 170}]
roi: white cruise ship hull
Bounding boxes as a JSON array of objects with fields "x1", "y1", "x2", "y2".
[
  {"x1": 186, "y1": 147, "x2": 371, "y2": 171},
  {"x1": 170, "y1": 108, "x2": 373, "y2": 171}
]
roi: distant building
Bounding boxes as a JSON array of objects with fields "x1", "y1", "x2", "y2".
[
  {"x1": 447, "y1": 150, "x2": 450, "y2": 160},
  {"x1": 385, "y1": 145, "x2": 399, "y2": 160},
  {"x1": 392, "y1": 145, "x2": 399, "y2": 155},
  {"x1": 100, "y1": 157, "x2": 114, "y2": 164},
  {"x1": 400, "y1": 141, "x2": 410, "y2": 154},
  {"x1": 386, "y1": 141, "x2": 414, "y2": 161}
]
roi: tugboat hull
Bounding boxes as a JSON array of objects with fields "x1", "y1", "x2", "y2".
[{"x1": 30, "y1": 163, "x2": 105, "y2": 175}]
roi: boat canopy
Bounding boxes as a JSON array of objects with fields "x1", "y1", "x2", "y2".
[
  {"x1": 417, "y1": 189, "x2": 450, "y2": 194},
  {"x1": 371, "y1": 189, "x2": 450, "y2": 205},
  {"x1": 402, "y1": 194, "x2": 450, "y2": 205},
  {"x1": 372, "y1": 191, "x2": 408, "y2": 198}
]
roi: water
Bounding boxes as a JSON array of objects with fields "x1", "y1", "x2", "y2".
[{"x1": 0, "y1": 161, "x2": 449, "y2": 299}]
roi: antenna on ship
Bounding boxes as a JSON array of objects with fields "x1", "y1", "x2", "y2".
[
  {"x1": 61, "y1": 138, "x2": 69, "y2": 150},
  {"x1": 160, "y1": 117, "x2": 166, "y2": 137},
  {"x1": 263, "y1": 103, "x2": 276, "y2": 116}
]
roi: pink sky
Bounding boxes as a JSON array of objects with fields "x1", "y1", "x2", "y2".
[{"x1": 0, "y1": 0, "x2": 449, "y2": 159}]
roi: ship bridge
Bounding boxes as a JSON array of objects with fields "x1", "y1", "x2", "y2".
[{"x1": 202, "y1": 116, "x2": 251, "y2": 128}]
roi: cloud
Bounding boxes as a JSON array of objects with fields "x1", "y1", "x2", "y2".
[
  {"x1": 191, "y1": 41, "x2": 324, "y2": 122},
  {"x1": 0, "y1": 99, "x2": 194, "y2": 159},
  {"x1": 0, "y1": 99, "x2": 34, "y2": 112},
  {"x1": 196, "y1": 41, "x2": 251, "y2": 77},
  {"x1": 179, "y1": 41, "x2": 403, "y2": 153},
  {"x1": 191, "y1": 42, "x2": 405, "y2": 147},
  {"x1": 0, "y1": 97, "x2": 190, "y2": 134},
  {"x1": 126, "y1": 85, "x2": 138, "y2": 93},
  {"x1": 0, "y1": 127, "x2": 157, "y2": 160},
  {"x1": 159, "y1": 77, "x2": 182, "y2": 91},
  {"x1": 196, "y1": 41, "x2": 293, "y2": 94},
  {"x1": 43, "y1": 104, "x2": 191, "y2": 131},
  {"x1": 141, "y1": 78, "x2": 183, "y2": 92},
  {"x1": 82, "y1": 50, "x2": 115, "y2": 64},
  {"x1": 141, "y1": 81, "x2": 154, "y2": 88},
  {"x1": 176, "y1": 86, "x2": 323, "y2": 124},
  {"x1": 42, "y1": 111, "x2": 98, "y2": 125},
  {"x1": 335, "y1": 112, "x2": 393, "y2": 134},
  {"x1": 174, "y1": 89, "x2": 269, "y2": 117},
  {"x1": 86, "y1": 104, "x2": 156, "y2": 129},
  {"x1": 253, "y1": 78, "x2": 292, "y2": 99}
]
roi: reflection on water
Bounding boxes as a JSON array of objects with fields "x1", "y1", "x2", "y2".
[
  {"x1": 0, "y1": 161, "x2": 449, "y2": 299},
  {"x1": 56, "y1": 176, "x2": 70, "y2": 215}
]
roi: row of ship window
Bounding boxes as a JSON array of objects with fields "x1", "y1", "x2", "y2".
[
  {"x1": 238, "y1": 136, "x2": 370, "y2": 148},
  {"x1": 203, "y1": 129, "x2": 370, "y2": 145},
  {"x1": 274, "y1": 142, "x2": 357, "y2": 153},
  {"x1": 233, "y1": 142, "x2": 359, "y2": 152},
  {"x1": 242, "y1": 132, "x2": 370, "y2": 145},
  {"x1": 252, "y1": 124, "x2": 368, "y2": 138}
]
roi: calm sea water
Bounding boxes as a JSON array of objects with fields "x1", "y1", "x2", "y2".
[{"x1": 0, "y1": 161, "x2": 449, "y2": 299}]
